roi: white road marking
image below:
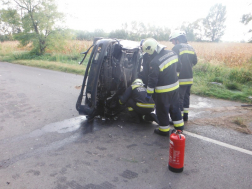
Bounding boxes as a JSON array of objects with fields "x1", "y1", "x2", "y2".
[{"x1": 183, "y1": 131, "x2": 252, "y2": 156}]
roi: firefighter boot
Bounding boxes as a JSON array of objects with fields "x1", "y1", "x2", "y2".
[
  {"x1": 142, "y1": 115, "x2": 153, "y2": 123},
  {"x1": 150, "y1": 113, "x2": 159, "y2": 124},
  {"x1": 143, "y1": 113, "x2": 158, "y2": 123},
  {"x1": 154, "y1": 128, "x2": 170, "y2": 136},
  {"x1": 183, "y1": 113, "x2": 188, "y2": 122}
]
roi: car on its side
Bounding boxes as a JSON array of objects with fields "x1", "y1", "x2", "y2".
[{"x1": 76, "y1": 38, "x2": 142, "y2": 120}]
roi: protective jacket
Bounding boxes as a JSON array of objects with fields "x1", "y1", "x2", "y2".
[
  {"x1": 145, "y1": 49, "x2": 184, "y2": 131},
  {"x1": 139, "y1": 52, "x2": 181, "y2": 86},
  {"x1": 146, "y1": 49, "x2": 179, "y2": 96},
  {"x1": 172, "y1": 43, "x2": 197, "y2": 85},
  {"x1": 119, "y1": 84, "x2": 155, "y2": 110}
]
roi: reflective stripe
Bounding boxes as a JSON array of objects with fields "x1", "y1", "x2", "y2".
[
  {"x1": 159, "y1": 55, "x2": 178, "y2": 72},
  {"x1": 179, "y1": 78, "x2": 193, "y2": 85},
  {"x1": 119, "y1": 100, "x2": 123, "y2": 105},
  {"x1": 179, "y1": 47, "x2": 195, "y2": 55},
  {"x1": 184, "y1": 108, "x2": 189, "y2": 113},
  {"x1": 180, "y1": 50, "x2": 195, "y2": 55},
  {"x1": 136, "y1": 103, "x2": 155, "y2": 108},
  {"x1": 128, "y1": 107, "x2": 133, "y2": 111},
  {"x1": 173, "y1": 119, "x2": 184, "y2": 127},
  {"x1": 181, "y1": 112, "x2": 184, "y2": 116},
  {"x1": 147, "y1": 87, "x2": 154, "y2": 94},
  {"x1": 177, "y1": 72, "x2": 180, "y2": 76},
  {"x1": 159, "y1": 125, "x2": 170, "y2": 132},
  {"x1": 132, "y1": 85, "x2": 140, "y2": 90},
  {"x1": 159, "y1": 52, "x2": 174, "y2": 62},
  {"x1": 155, "y1": 81, "x2": 179, "y2": 93}
]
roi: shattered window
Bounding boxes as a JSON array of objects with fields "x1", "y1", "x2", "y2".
[{"x1": 94, "y1": 45, "x2": 103, "y2": 62}]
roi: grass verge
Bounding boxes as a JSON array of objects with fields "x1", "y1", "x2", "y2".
[
  {"x1": 0, "y1": 50, "x2": 89, "y2": 75},
  {"x1": 11, "y1": 59, "x2": 86, "y2": 75},
  {"x1": 192, "y1": 61, "x2": 252, "y2": 103}
]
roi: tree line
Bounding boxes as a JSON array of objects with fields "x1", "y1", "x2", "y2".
[
  {"x1": 75, "y1": 3, "x2": 227, "y2": 43},
  {"x1": 0, "y1": 0, "x2": 251, "y2": 55}
]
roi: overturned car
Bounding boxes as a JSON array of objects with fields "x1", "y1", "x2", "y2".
[{"x1": 76, "y1": 38, "x2": 142, "y2": 120}]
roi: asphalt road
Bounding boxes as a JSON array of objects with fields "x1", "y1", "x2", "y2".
[{"x1": 0, "y1": 62, "x2": 251, "y2": 189}]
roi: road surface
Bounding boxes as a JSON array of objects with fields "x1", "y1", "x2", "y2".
[{"x1": 0, "y1": 62, "x2": 251, "y2": 189}]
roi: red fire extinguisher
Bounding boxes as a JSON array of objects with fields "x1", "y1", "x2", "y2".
[{"x1": 168, "y1": 129, "x2": 186, "y2": 173}]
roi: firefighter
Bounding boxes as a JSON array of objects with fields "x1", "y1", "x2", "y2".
[
  {"x1": 139, "y1": 39, "x2": 181, "y2": 125},
  {"x1": 139, "y1": 39, "x2": 177, "y2": 86},
  {"x1": 141, "y1": 38, "x2": 184, "y2": 136},
  {"x1": 118, "y1": 79, "x2": 155, "y2": 123},
  {"x1": 169, "y1": 30, "x2": 198, "y2": 122},
  {"x1": 138, "y1": 39, "x2": 156, "y2": 86}
]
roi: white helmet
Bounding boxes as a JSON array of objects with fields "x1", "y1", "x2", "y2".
[
  {"x1": 169, "y1": 30, "x2": 186, "y2": 41},
  {"x1": 157, "y1": 44, "x2": 166, "y2": 54},
  {"x1": 142, "y1": 38, "x2": 158, "y2": 55},
  {"x1": 132, "y1": 79, "x2": 143, "y2": 86}
]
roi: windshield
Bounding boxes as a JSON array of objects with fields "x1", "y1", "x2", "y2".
[{"x1": 120, "y1": 40, "x2": 140, "y2": 50}]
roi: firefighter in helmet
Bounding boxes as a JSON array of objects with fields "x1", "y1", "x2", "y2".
[
  {"x1": 118, "y1": 79, "x2": 155, "y2": 123},
  {"x1": 139, "y1": 39, "x2": 181, "y2": 125},
  {"x1": 138, "y1": 39, "x2": 156, "y2": 86},
  {"x1": 141, "y1": 38, "x2": 184, "y2": 136},
  {"x1": 169, "y1": 30, "x2": 198, "y2": 122}
]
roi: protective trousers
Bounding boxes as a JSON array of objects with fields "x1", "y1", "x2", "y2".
[
  {"x1": 126, "y1": 98, "x2": 154, "y2": 115},
  {"x1": 179, "y1": 85, "x2": 192, "y2": 120},
  {"x1": 155, "y1": 90, "x2": 184, "y2": 131}
]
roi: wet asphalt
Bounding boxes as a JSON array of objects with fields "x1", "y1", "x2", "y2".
[{"x1": 0, "y1": 62, "x2": 251, "y2": 189}]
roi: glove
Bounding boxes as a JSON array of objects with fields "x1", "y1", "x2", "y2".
[
  {"x1": 106, "y1": 97, "x2": 112, "y2": 104},
  {"x1": 145, "y1": 94, "x2": 152, "y2": 101},
  {"x1": 118, "y1": 96, "x2": 124, "y2": 105}
]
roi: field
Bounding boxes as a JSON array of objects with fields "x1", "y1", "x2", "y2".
[
  {"x1": 161, "y1": 41, "x2": 252, "y2": 69},
  {"x1": 1, "y1": 40, "x2": 252, "y2": 68},
  {"x1": 0, "y1": 40, "x2": 252, "y2": 104}
]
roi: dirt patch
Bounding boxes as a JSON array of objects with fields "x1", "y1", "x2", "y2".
[{"x1": 188, "y1": 106, "x2": 252, "y2": 134}]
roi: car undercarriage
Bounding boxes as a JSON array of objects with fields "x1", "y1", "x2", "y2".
[{"x1": 76, "y1": 38, "x2": 142, "y2": 120}]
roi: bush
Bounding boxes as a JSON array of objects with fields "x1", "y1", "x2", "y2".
[
  {"x1": 224, "y1": 82, "x2": 241, "y2": 91},
  {"x1": 193, "y1": 62, "x2": 210, "y2": 73},
  {"x1": 212, "y1": 77, "x2": 223, "y2": 83},
  {"x1": 229, "y1": 68, "x2": 252, "y2": 83}
]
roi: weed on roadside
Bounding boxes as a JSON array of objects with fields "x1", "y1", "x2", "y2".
[{"x1": 232, "y1": 117, "x2": 252, "y2": 134}]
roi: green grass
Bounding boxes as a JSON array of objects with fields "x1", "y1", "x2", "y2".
[
  {"x1": 2, "y1": 51, "x2": 89, "y2": 65},
  {"x1": 11, "y1": 59, "x2": 86, "y2": 75},
  {"x1": 192, "y1": 61, "x2": 252, "y2": 103},
  {"x1": 0, "y1": 51, "x2": 89, "y2": 75}
]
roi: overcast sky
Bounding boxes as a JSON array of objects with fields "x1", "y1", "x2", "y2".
[{"x1": 55, "y1": 0, "x2": 251, "y2": 42}]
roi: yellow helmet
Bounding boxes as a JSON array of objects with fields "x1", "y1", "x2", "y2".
[
  {"x1": 132, "y1": 79, "x2": 143, "y2": 86},
  {"x1": 142, "y1": 38, "x2": 158, "y2": 55}
]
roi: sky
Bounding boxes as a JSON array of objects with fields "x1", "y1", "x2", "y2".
[{"x1": 55, "y1": 0, "x2": 252, "y2": 42}]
